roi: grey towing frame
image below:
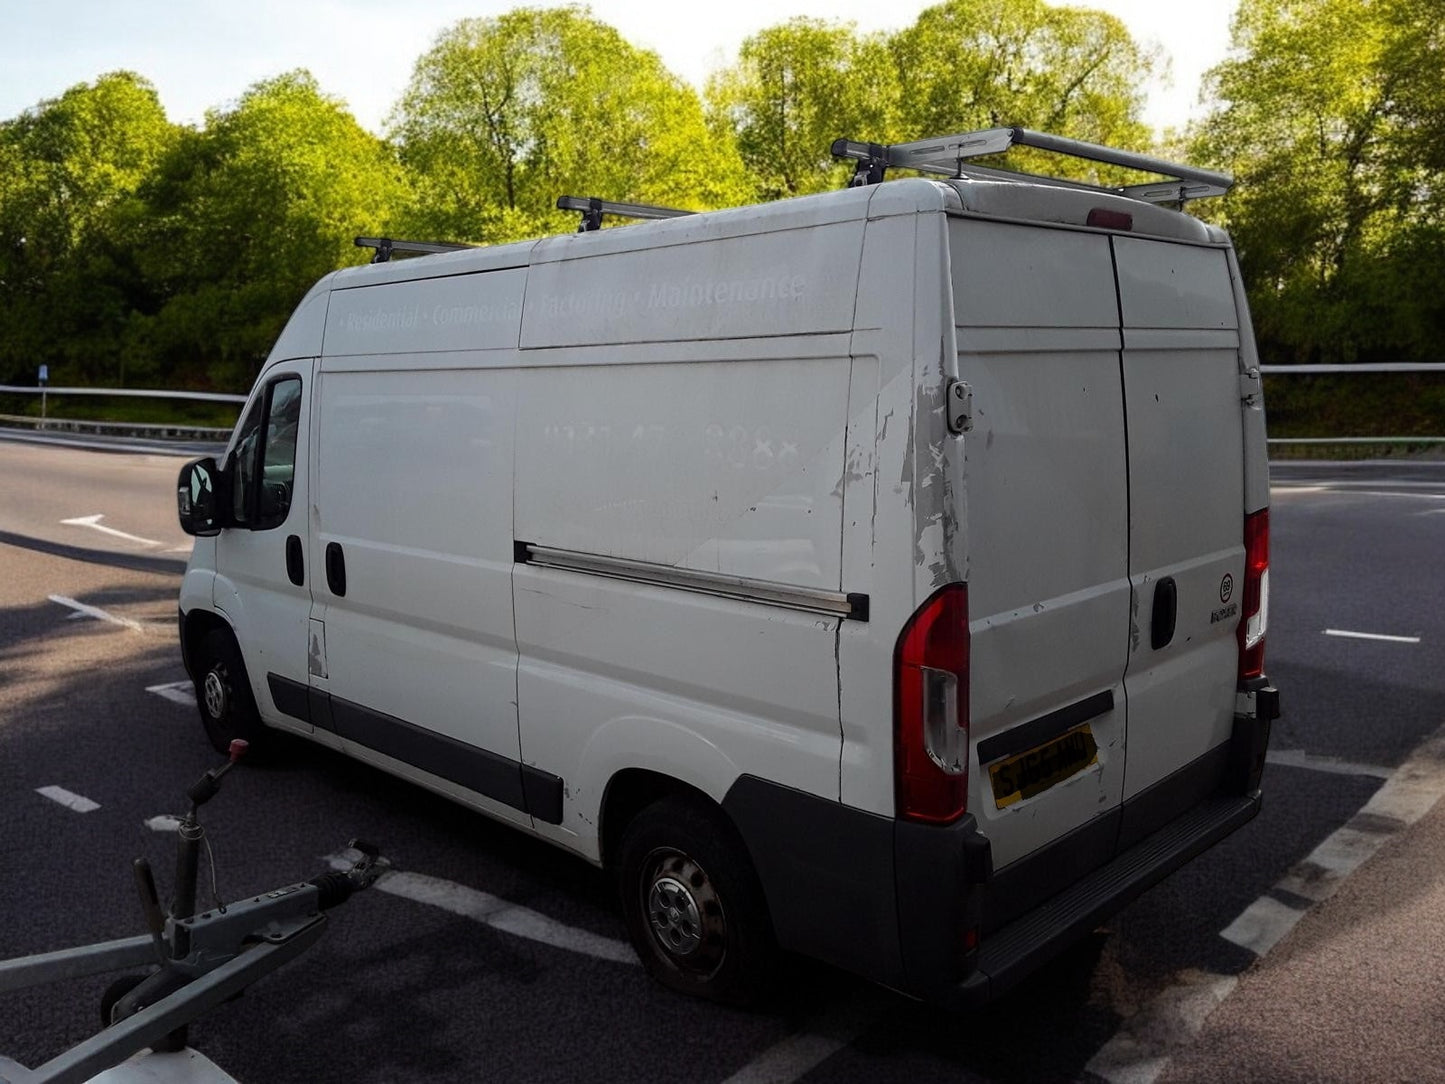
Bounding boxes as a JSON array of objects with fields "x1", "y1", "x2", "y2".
[{"x1": 0, "y1": 741, "x2": 387, "y2": 1084}]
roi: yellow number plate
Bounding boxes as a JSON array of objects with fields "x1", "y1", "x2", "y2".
[{"x1": 988, "y1": 725, "x2": 1099, "y2": 809}]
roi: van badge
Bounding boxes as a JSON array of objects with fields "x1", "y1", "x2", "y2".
[{"x1": 1219, "y1": 574, "x2": 1234, "y2": 604}]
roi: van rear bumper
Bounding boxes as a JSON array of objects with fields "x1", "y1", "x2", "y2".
[
  {"x1": 723, "y1": 689, "x2": 1274, "y2": 1003},
  {"x1": 952, "y1": 789, "x2": 1259, "y2": 1006}
]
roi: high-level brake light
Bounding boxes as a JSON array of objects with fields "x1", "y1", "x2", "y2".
[
  {"x1": 895, "y1": 584, "x2": 970, "y2": 824},
  {"x1": 1238, "y1": 509, "x2": 1270, "y2": 682}
]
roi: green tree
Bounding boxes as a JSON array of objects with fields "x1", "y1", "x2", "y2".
[
  {"x1": 706, "y1": 1, "x2": 1157, "y2": 201},
  {"x1": 1194, "y1": 0, "x2": 1445, "y2": 364},
  {"x1": 891, "y1": 0, "x2": 1157, "y2": 152},
  {"x1": 0, "y1": 72, "x2": 178, "y2": 386},
  {"x1": 133, "y1": 71, "x2": 408, "y2": 388},
  {"x1": 389, "y1": 6, "x2": 749, "y2": 243},
  {"x1": 705, "y1": 19, "x2": 898, "y2": 201}
]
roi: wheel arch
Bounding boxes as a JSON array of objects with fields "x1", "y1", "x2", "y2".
[
  {"x1": 180, "y1": 608, "x2": 234, "y2": 683},
  {"x1": 600, "y1": 768, "x2": 725, "y2": 873}
]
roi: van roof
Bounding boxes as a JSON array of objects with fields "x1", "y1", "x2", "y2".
[{"x1": 333, "y1": 175, "x2": 1223, "y2": 293}]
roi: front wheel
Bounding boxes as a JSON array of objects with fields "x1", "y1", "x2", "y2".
[
  {"x1": 618, "y1": 796, "x2": 777, "y2": 1005},
  {"x1": 195, "y1": 627, "x2": 266, "y2": 755}
]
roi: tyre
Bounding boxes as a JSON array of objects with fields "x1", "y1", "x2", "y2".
[
  {"x1": 100, "y1": 973, "x2": 147, "y2": 1026},
  {"x1": 618, "y1": 796, "x2": 777, "y2": 1005},
  {"x1": 195, "y1": 627, "x2": 266, "y2": 755}
]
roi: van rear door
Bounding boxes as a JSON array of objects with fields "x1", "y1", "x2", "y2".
[
  {"x1": 950, "y1": 218, "x2": 1132, "y2": 878},
  {"x1": 1113, "y1": 237, "x2": 1245, "y2": 833}
]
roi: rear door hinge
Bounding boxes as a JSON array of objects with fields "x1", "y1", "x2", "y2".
[
  {"x1": 1239, "y1": 367, "x2": 1262, "y2": 405},
  {"x1": 947, "y1": 380, "x2": 973, "y2": 434}
]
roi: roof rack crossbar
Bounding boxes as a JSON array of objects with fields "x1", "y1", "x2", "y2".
[
  {"x1": 557, "y1": 196, "x2": 694, "y2": 232},
  {"x1": 354, "y1": 237, "x2": 476, "y2": 264},
  {"x1": 831, "y1": 127, "x2": 1232, "y2": 204}
]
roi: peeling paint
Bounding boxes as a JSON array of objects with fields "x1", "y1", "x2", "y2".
[
  {"x1": 900, "y1": 406, "x2": 915, "y2": 496},
  {"x1": 832, "y1": 443, "x2": 870, "y2": 499}
]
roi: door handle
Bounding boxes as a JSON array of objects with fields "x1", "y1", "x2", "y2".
[
  {"x1": 1151, "y1": 577, "x2": 1177, "y2": 650},
  {"x1": 325, "y1": 542, "x2": 347, "y2": 598},
  {"x1": 285, "y1": 535, "x2": 304, "y2": 586}
]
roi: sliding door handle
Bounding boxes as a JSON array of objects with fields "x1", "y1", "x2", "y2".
[{"x1": 325, "y1": 542, "x2": 347, "y2": 598}]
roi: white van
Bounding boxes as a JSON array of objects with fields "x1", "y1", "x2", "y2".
[{"x1": 176, "y1": 128, "x2": 1278, "y2": 1006}]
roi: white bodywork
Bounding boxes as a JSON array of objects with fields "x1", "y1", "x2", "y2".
[{"x1": 185, "y1": 176, "x2": 1267, "y2": 880}]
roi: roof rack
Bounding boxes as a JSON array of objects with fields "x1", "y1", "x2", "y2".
[
  {"x1": 354, "y1": 237, "x2": 477, "y2": 264},
  {"x1": 557, "y1": 196, "x2": 694, "y2": 233},
  {"x1": 831, "y1": 127, "x2": 1232, "y2": 204}
]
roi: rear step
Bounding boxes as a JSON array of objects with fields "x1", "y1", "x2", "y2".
[{"x1": 955, "y1": 792, "x2": 1260, "y2": 1005}]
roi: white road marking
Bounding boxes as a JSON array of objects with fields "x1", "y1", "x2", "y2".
[
  {"x1": 36, "y1": 785, "x2": 100, "y2": 813},
  {"x1": 1086, "y1": 972, "x2": 1238, "y2": 1084},
  {"x1": 89, "y1": 1046, "x2": 239, "y2": 1082},
  {"x1": 321, "y1": 852, "x2": 638, "y2": 966},
  {"x1": 719, "y1": 996, "x2": 885, "y2": 1084},
  {"x1": 60, "y1": 513, "x2": 163, "y2": 548},
  {"x1": 1093, "y1": 720, "x2": 1445, "y2": 1084},
  {"x1": 1324, "y1": 628, "x2": 1421, "y2": 644},
  {"x1": 1217, "y1": 895, "x2": 1305, "y2": 957},
  {"x1": 147, "y1": 681, "x2": 195, "y2": 707},
  {"x1": 48, "y1": 594, "x2": 146, "y2": 632},
  {"x1": 1299, "y1": 488, "x2": 1445, "y2": 500},
  {"x1": 146, "y1": 815, "x2": 183, "y2": 832},
  {"x1": 1265, "y1": 748, "x2": 1393, "y2": 779}
]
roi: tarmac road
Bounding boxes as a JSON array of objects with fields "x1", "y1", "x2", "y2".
[{"x1": 1, "y1": 431, "x2": 1441, "y2": 1083}]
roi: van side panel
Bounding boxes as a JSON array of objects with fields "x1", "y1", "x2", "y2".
[
  {"x1": 511, "y1": 357, "x2": 851, "y2": 854},
  {"x1": 838, "y1": 203, "x2": 956, "y2": 817},
  {"x1": 514, "y1": 221, "x2": 863, "y2": 853},
  {"x1": 309, "y1": 363, "x2": 529, "y2": 828},
  {"x1": 511, "y1": 355, "x2": 851, "y2": 587},
  {"x1": 521, "y1": 221, "x2": 863, "y2": 348}
]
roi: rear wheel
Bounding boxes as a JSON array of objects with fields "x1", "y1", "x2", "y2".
[
  {"x1": 618, "y1": 796, "x2": 776, "y2": 1005},
  {"x1": 195, "y1": 627, "x2": 266, "y2": 755}
]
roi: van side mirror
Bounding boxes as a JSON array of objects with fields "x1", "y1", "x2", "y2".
[{"x1": 177, "y1": 457, "x2": 228, "y2": 537}]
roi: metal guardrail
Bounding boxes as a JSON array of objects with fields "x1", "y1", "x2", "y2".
[
  {"x1": 0, "y1": 385, "x2": 244, "y2": 442},
  {"x1": 0, "y1": 384, "x2": 247, "y2": 403},
  {"x1": 1258, "y1": 363, "x2": 1445, "y2": 447},
  {"x1": 2, "y1": 366, "x2": 1441, "y2": 447}
]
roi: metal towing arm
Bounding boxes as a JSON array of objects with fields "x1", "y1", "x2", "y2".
[{"x1": 0, "y1": 741, "x2": 387, "y2": 1084}]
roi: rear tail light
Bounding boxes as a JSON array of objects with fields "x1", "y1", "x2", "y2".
[
  {"x1": 1237, "y1": 508, "x2": 1270, "y2": 682},
  {"x1": 895, "y1": 584, "x2": 970, "y2": 824}
]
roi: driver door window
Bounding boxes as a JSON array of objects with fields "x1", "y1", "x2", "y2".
[{"x1": 232, "y1": 376, "x2": 302, "y2": 530}]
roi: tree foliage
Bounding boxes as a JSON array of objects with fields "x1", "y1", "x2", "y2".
[
  {"x1": 133, "y1": 72, "x2": 407, "y2": 387},
  {"x1": 706, "y1": 0, "x2": 1157, "y2": 200},
  {"x1": 3, "y1": 1, "x2": 1440, "y2": 397},
  {"x1": 890, "y1": 0, "x2": 1156, "y2": 148},
  {"x1": 0, "y1": 72, "x2": 178, "y2": 385},
  {"x1": 705, "y1": 19, "x2": 896, "y2": 200},
  {"x1": 390, "y1": 6, "x2": 748, "y2": 242},
  {"x1": 1194, "y1": 0, "x2": 1445, "y2": 364}
]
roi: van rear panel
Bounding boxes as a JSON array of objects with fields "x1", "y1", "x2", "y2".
[
  {"x1": 944, "y1": 211, "x2": 1255, "y2": 881},
  {"x1": 1114, "y1": 238, "x2": 1246, "y2": 800},
  {"x1": 949, "y1": 218, "x2": 1131, "y2": 872}
]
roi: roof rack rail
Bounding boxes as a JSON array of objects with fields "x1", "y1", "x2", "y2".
[
  {"x1": 354, "y1": 237, "x2": 477, "y2": 264},
  {"x1": 557, "y1": 196, "x2": 694, "y2": 233},
  {"x1": 831, "y1": 127, "x2": 1232, "y2": 204}
]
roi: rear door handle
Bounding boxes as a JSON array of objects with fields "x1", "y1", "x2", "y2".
[
  {"x1": 285, "y1": 535, "x2": 304, "y2": 586},
  {"x1": 325, "y1": 542, "x2": 347, "y2": 598}
]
